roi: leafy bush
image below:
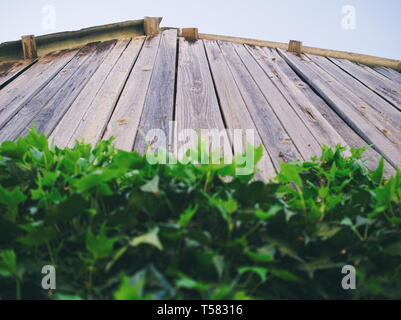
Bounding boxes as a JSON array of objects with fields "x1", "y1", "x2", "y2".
[{"x1": 0, "y1": 128, "x2": 400, "y2": 300}]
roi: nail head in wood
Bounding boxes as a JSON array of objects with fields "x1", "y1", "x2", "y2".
[
  {"x1": 144, "y1": 17, "x2": 161, "y2": 36},
  {"x1": 288, "y1": 40, "x2": 303, "y2": 54},
  {"x1": 21, "y1": 35, "x2": 38, "y2": 60},
  {"x1": 182, "y1": 28, "x2": 199, "y2": 41}
]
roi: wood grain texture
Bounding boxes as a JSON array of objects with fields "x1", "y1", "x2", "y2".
[
  {"x1": 21, "y1": 35, "x2": 38, "y2": 60},
  {"x1": 103, "y1": 34, "x2": 161, "y2": 151},
  {"x1": 329, "y1": 57, "x2": 401, "y2": 111},
  {"x1": 204, "y1": 40, "x2": 276, "y2": 180},
  {"x1": 0, "y1": 41, "x2": 115, "y2": 142},
  {"x1": 0, "y1": 60, "x2": 36, "y2": 89},
  {"x1": 373, "y1": 66, "x2": 401, "y2": 84},
  {"x1": 246, "y1": 45, "x2": 349, "y2": 151},
  {"x1": 279, "y1": 49, "x2": 401, "y2": 168},
  {"x1": 174, "y1": 38, "x2": 229, "y2": 156},
  {"x1": 0, "y1": 49, "x2": 79, "y2": 132},
  {"x1": 49, "y1": 39, "x2": 136, "y2": 148},
  {"x1": 233, "y1": 43, "x2": 322, "y2": 161},
  {"x1": 65, "y1": 37, "x2": 145, "y2": 148},
  {"x1": 266, "y1": 50, "x2": 395, "y2": 175},
  {"x1": 307, "y1": 54, "x2": 401, "y2": 144},
  {"x1": 217, "y1": 41, "x2": 302, "y2": 166},
  {"x1": 134, "y1": 30, "x2": 177, "y2": 155}
]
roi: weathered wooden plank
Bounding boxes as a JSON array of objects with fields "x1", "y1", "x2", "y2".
[
  {"x1": 0, "y1": 49, "x2": 79, "y2": 130},
  {"x1": 217, "y1": 41, "x2": 302, "y2": 166},
  {"x1": 373, "y1": 66, "x2": 401, "y2": 84},
  {"x1": 246, "y1": 45, "x2": 349, "y2": 151},
  {"x1": 0, "y1": 60, "x2": 36, "y2": 89},
  {"x1": 279, "y1": 49, "x2": 401, "y2": 168},
  {"x1": 204, "y1": 40, "x2": 276, "y2": 180},
  {"x1": 307, "y1": 54, "x2": 401, "y2": 144},
  {"x1": 0, "y1": 41, "x2": 115, "y2": 142},
  {"x1": 63, "y1": 37, "x2": 144, "y2": 148},
  {"x1": 329, "y1": 57, "x2": 401, "y2": 111},
  {"x1": 103, "y1": 34, "x2": 161, "y2": 151},
  {"x1": 21, "y1": 35, "x2": 38, "y2": 60},
  {"x1": 49, "y1": 39, "x2": 131, "y2": 147},
  {"x1": 233, "y1": 43, "x2": 322, "y2": 161},
  {"x1": 174, "y1": 38, "x2": 230, "y2": 159},
  {"x1": 265, "y1": 50, "x2": 394, "y2": 175},
  {"x1": 134, "y1": 30, "x2": 177, "y2": 155}
]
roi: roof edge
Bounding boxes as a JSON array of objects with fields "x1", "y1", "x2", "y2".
[
  {"x1": 0, "y1": 19, "x2": 150, "y2": 63},
  {"x1": 199, "y1": 33, "x2": 401, "y2": 70}
]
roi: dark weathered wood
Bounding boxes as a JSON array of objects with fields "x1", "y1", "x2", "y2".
[
  {"x1": 21, "y1": 35, "x2": 38, "y2": 60},
  {"x1": 329, "y1": 57, "x2": 401, "y2": 111},
  {"x1": 288, "y1": 40, "x2": 302, "y2": 54},
  {"x1": 50, "y1": 39, "x2": 139, "y2": 148},
  {"x1": 0, "y1": 60, "x2": 37, "y2": 89},
  {"x1": 134, "y1": 30, "x2": 177, "y2": 155},
  {"x1": 0, "y1": 41, "x2": 115, "y2": 142},
  {"x1": 234, "y1": 43, "x2": 322, "y2": 161},
  {"x1": 217, "y1": 41, "x2": 302, "y2": 166},
  {"x1": 373, "y1": 66, "x2": 401, "y2": 84},
  {"x1": 307, "y1": 54, "x2": 401, "y2": 144},
  {"x1": 182, "y1": 28, "x2": 199, "y2": 40},
  {"x1": 279, "y1": 49, "x2": 401, "y2": 168},
  {"x1": 64, "y1": 37, "x2": 144, "y2": 148},
  {"x1": 246, "y1": 45, "x2": 349, "y2": 152},
  {"x1": 175, "y1": 38, "x2": 230, "y2": 158},
  {"x1": 204, "y1": 40, "x2": 276, "y2": 180},
  {"x1": 0, "y1": 49, "x2": 79, "y2": 131},
  {"x1": 103, "y1": 34, "x2": 161, "y2": 151}
]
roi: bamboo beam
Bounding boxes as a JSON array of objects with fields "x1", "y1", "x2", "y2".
[
  {"x1": 21, "y1": 35, "x2": 37, "y2": 60},
  {"x1": 198, "y1": 33, "x2": 401, "y2": 70}
]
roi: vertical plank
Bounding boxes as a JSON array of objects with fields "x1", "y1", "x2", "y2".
[
  {"x1": 134, "y1": 30, "x2": 177, "y2": 155},
  {"x1": 279, "y1": 49, "x2": 401, "y2": 168},
  {"x1": 103, "y1": 34, "x2": 162, "y2": 151},
  {"x1": 217, "y1": 41, "x2": 302, "y2": 165},
  {"x1": 233, "y1": 43, "x2": 322, "y2": 160},
  {"x1": 49, "y1": 39, "x2": 136, "y2": 147},
  {"x1": 175, "y1": 38, "x2": 229, "y2": 158},
  {"x1": 246, "y1": 45, "x2": 349, "y2": 151},
  {"x1": 259, "y1": 49, "x2": 395, "y2": 175},
  {"x1": 307, "y1": 54, "x2": 401, "y2": 142},
  {"x1": 204, "y1": 39, "x2": 276, "y2": 180},
  {"x1": 372, "y1": 66, "x2": 401, "y2": 84},
  {"x1": 63, "y1": 37, "x2": 145, "y2": 148},
  {"x1": 0, "y1": 49, "x2": 79, "y2": 130},
  {"x1": 329, "y1": 57, "x2": 401, "y2": 111},
  {"x1": 0, "y1": 41, "x2": 115, "y2": 142}
]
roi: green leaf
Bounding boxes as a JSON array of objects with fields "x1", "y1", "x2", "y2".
[
  {"x1": 271, "y1": 269, "x2": 302, "y2": 282},
  {"x1": 178, "y1": 205, "x2": 198, "y2": 228},
  {"x1": 175, "y1": 277, "x2": 210, "y2": 291},
  {"x1": 238, "y1": 266, "x2": 269, "y2": 282},
  {"x1": 0, "y1": 250, "x2": 17, "y2": 277},
  {"x1": 278, "y1": 163, "x2": 304, "y2": 187},
  {"x1": 86, "y1": 226, "x2": 117, "y2": 260},
  {"x1": 0, "y1": 186, "x2": 27, "y2": 222},
  {"x1": 130, "y1": 227, "x2": 163, "y2": 251},
  {"x1": 140, "y1": 175, "x2": 160, "y2": 194}
]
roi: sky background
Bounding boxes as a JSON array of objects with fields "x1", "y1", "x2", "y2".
[{"x1": 0, "y1": 0, "x2": 400, "y2": 60}]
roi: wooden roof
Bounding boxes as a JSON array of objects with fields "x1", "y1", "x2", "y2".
[{"x1": 0, "y1": 25, "x2": 400, "y2": 179}]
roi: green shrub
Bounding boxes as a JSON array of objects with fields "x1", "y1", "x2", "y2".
[{"x1": 0, "y1": 128, "x2": 400, "y2": 300}]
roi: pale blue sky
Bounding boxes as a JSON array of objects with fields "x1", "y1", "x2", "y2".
[{"x1": 1, "y1": 0, "x2": 400, "y2": 60}]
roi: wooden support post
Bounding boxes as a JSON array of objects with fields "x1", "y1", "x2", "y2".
[
  {"x1": 288, "y1": 40, "x2": 303, "y2": 55},
  {"x1": 21, "y1": 35, "x2": 38, "y2": 60},
  {"x1": 144, "y1": 17, "x2": 161, "y2": 36},
  {"x1": 181, "y1": 28, "x2": 199, "y2": 41}
]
